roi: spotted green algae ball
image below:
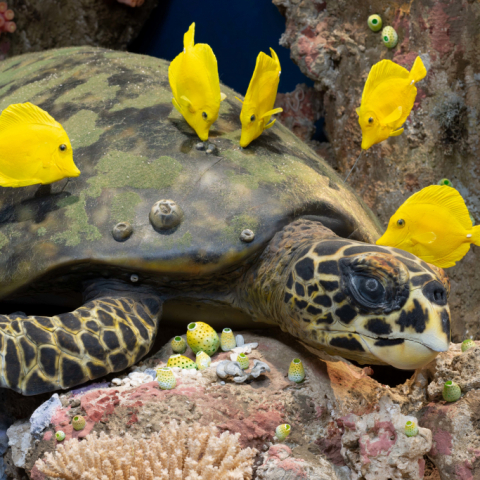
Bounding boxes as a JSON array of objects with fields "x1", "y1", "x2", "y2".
[
  {"x1": 368, "y1": 15, "x2": 382, "y2": 32},
  {"x1": 442, "y1": 380, "x2": 461, "y2": 402},
  {"x1": 167, "y1": 354, "x2": 197, "y2": 369},
  {"x1": 438, "y1": 178, "x2": 452, "y2": 187},
  {"x1": 405, "y1": 420, "x2": 418, "y2": 437},
  {"x1": 237, "y1": 353, "x2": 250, "y2": 370},
  {"x1": 72, "y1": 415, "x2": 86, "y2": 431},
  {"x1": 171, "y1": 336, "x2": 187, "y2": 354},
  {"x1": 288, "y1": 358, "x2": 305, "y2": 383},
  {"x1": 156, "y1": 367, "x2": 176, "y2": 390},
  {"x1": 186, "y1": 322, "x2": 220, "y2": 356},
  {"x1": 196, "y1": 351, "x2": 211, "y2": 370},
  {"x1": 461, "y1": 339, "x2": 476, "y2": 352},
  {"x1": 382, "y1": 26, "x2": 398, "y2": 48},
  {"x1": 55, "y1": 431, "x2": 66, "y2": 442},
  {"x1": 221, "y1": 328, "x2": 236, "y2": 351},
  {"x1": 275, "y1": 424, "x2": 291, "y2": 441}
]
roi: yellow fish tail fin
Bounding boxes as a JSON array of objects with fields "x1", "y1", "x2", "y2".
[
  {"x1": 361, "y1": 59, "x2": 409, "y2": 104},
  {"x1": 383, "y1": 106, "x2": 402, "y2": 126},
  {"x1": 261, "y1": 107, "x2": 283, "y2": 119},
  {"x1": 264, "y1": 118, "x2": 277, "y2": 130},
  {"x1": 471, "y1": 225, "x2": 480, "y2": 246},
  {"x1": 184, "y1": 23, "x2": 195, "y2": 50},
  {"x1": 389, "y1": 127, "x2": 404, "y2": 137},
  {"x1": 0, "y1": 102, "x2": 59, "y2": 132},
  {"x1": 405, "y1": 185, "x2": 472, "y2": 229},
  {"x1": 409, "y1": 56, "x2": 427, "y2": 84},
  {"x1": 220, "y1": 92, "x2": 227, "y2": 101}
]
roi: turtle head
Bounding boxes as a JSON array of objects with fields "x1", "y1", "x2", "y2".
[{"x1": 248, "y1": 220, "x2": 450, "y2": 370}]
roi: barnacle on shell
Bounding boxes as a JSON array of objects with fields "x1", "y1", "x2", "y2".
[
  {"x1": 461, "y1": 339, "x2": 476, "y2": 352},
  {"x1": 171, "y1": 335, "x2": 187, "y2": 354},
  {"x1": 288, "y1": 358, "x2": 305, "y2": 383},
  {"x1": 156, "y1": 367, "x2": 177, "y2": 390},
  {"x1": 275, "y1": 424, "x2": 291, "y2": 441},
  {"x1": 442, "y1": 380, "x2": 461, "y2": 402},
  {"x1": 237, "y1": 353, "x2": 249, "y2": 370},
  {"x1": 196, "y1": 350, "x2": 211, "y2": 370},
  {"x1": 382, "y1": 26, "x2": 398, "y2": 48},
  {"x1": 405, "y1": 420, "x2": 418, "y2": 437},
  {"x1": 186, "y1": 321, "x2": 220, "y2": 356},
  {"x1": 221, "y1": 328, "x2": 237, "y2": 351},
  {"x1": 55, "y1": 431, "x2": 66, "y2": 442},
  {"x1": 367, "y1": 15, "x2": 382, "y2": 32},
  {"x1": 72, "y1": 415, "x2": 86, "y2": 431}
]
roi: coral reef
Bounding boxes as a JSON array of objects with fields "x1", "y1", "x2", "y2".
[
  {"x1": 0, "y1": 3, "x2": 15, "y2": 34},
  {"x1": 35, "y1": 421, "x2": 257, "y2": 480},
  {"x1": 273, "y1": 0, "x2": 480, "y2": 340}
]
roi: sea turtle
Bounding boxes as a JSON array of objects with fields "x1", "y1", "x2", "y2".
[{"x1": 0, "y1": 47, "x2": 450, "y2": 396}]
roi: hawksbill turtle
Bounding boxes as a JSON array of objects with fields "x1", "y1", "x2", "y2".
[{"x1": 0, "y1": 47, "x2": 450, "y2": 395}]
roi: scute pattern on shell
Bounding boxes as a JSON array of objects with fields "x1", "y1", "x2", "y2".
[{"x1": 0, "y1": 46, "x2": 381, "y2": 301}]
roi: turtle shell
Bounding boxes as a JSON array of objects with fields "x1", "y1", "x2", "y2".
[{"x1": 0, "y1": 47, "x2": 381, "y2": 299}]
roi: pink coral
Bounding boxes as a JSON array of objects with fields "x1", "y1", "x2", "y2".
[
  {"x1": 117, "y1": 0, "x2": 145, "y2": 6},
  {"x1": 0, "y1": 2, "x2": 15, "y2": 33}
]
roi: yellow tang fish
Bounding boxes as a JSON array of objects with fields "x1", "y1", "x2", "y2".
[
  {"x1": 168, "y1": 23, "x2": 226, "y2": 142},
  {"x1": 236, "y1": 48, "x2": 283, "y2": 148},
  {"x1": 356, "y1": 56, "x2": 427, "y2": 150},
  {"x1": 376, "y1": 185, "x2": 480, "y2": 268},
  {"x1": 0, "y1": 102, "x2": 80, "y2": 187}
]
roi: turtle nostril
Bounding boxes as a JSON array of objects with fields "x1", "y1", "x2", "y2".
[{"x1": 422, "y1": 281, "x2": 447, "y2": 306}]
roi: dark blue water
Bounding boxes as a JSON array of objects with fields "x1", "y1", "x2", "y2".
[{"x1": 129, "y1": 0, "x2": 313, "y2": 95}]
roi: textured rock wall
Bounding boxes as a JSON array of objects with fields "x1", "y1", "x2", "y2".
[
  {"x1": 273, "y1": 0, "x2": 480, "y2": 342},
  {"x1": 1, "y1": 0, "x2": 158, "y2": 58}
]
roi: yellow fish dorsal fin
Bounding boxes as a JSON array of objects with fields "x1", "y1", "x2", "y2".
[
  {"x1": 361, "y1": 60, "x2": 410, "y2": 104},
  {"x1": 184, "y1": 23, "x2": 195, "y2": 50},
  {"x1": 383, "y1": 106, "x2": 402, "y2": 126},
  {"x1": 409, "y1": 56, "x2": 427, "y2": 84},
  {"x1": 0, "y1": 102, "x2": 59, "y2": 132},
  {"x1": 405, "y1": 185, "x2": 472, "y2": 230}
]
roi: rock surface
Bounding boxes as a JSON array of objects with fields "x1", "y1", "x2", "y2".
[
  {"x1": 6, "y1": 420, "x2": 31, "y2": 469},
  {"x1": 273, "y1": 0, "x2": 480, "y2": 341},
  {"x1": 3, "y1": 0, "x2": 158, "y2": 59}
]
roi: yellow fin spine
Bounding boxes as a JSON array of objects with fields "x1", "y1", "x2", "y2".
[
  {"x1": 184, "y1": 23, "x2": 195, "y2": 50},
  {"x1": 261, "y1": 107, "x2": 283, "y2": 119},
  {"x1": 409, "y1": 56, "x2": 427, "y2": 83}
]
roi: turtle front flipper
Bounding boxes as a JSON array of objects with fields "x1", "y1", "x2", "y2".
[{"x1": 0, "y1": 283, "x2": 162, "y2": 395}]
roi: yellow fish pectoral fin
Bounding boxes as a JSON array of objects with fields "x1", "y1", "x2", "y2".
[
  {"x1": 172, "y1": 98, "x2": 183, "y2": 114},
  {"x1": 383, "y1": 106, "x2": 402, "y2": 126},
  {"x1": 234, "y1": 96, "x2": 244, "y2": 104},
  {"x1": 389, "y1": 128, "x2": 404, "y2": 137},
  {"x1": 261, "y1": 108, "x2": 283, "y2": 119},
  {"x1": 180, "y1": 96, "x2": 196, "y2": 113},
  {"x1": 264, "y1": 118, "x2": 277, "y2": 130},
  {"x1": 410, "y1": 231, "x2": 437, "y2": 245},
  {"x1": 220, "y1": 92, "x2": 227, "y2": 102}
]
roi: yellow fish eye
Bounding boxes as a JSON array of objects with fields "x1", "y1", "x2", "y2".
[
  {"x1": 368, "y1": 117, "x2": 374, "y2": 124},
  {"x1": 59, "y1": 144, "x2": 67, "y2": 151},
  {"x1": 250, "y1": 114, "x2": 256, "y2": 122},
  {"x1": 202, "y1": 112, "x2": 208, "y2": 120},
  {"x1": 397, "y1": 219, "x2": 405, "y2": 227}
]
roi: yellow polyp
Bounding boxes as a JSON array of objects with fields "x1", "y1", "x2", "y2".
[
  {"x1": 186, "y1": 322, "x2": 220, "y2": 356},
  {"x1": 196, "y1": 351, "x2": 211, "y2": 370},
  {"x1": 288, "y1": 358, "x2": 305, "y2": 383},
  {"x1": 167, "y1": 354, "x2": 197, "y2": 370},
  {"x1": 221, "y1": 328, "x2": 237, "y2": 351},
  {"x1": 156, "y1": 367, "x2": 177, "y2": 390},
  {"x1": 237, "y1": 352, "x2": 249, "y2": 369},
  {"x1": 275, "y1": 424, "x2": 291, "y2": 441}
]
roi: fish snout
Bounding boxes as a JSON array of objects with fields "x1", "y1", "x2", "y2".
[{"x1": 422, "y1": 280, "x2": 448, "y2": 306}]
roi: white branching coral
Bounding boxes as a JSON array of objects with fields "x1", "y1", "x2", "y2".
[{"x1": 35, "y1": 421, "x2": 256, "y2": 480}]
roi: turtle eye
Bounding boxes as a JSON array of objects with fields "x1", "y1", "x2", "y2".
[
  {"x1": 351, "y1": 275, "x2": 387, "y2": 306},
  {"x1": 397, "y1": 219, "x2": 405, "y2": 227},
  {"x1": 368, "y1": 117, "x2": 374, "y2": 124},
  {"x1": 202, "y1": 112, "x2": 208, "y2": 119},
  {"x1": 250, "y1": 114, "x2": 256, "y2": 122},
  {"x1": 59, "y1": 144, "x2": 67, "y2": 151}
]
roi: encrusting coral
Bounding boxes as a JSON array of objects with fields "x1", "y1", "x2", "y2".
[{"x1": 36, "y1": 421, "x2": 257, "y2": 480}]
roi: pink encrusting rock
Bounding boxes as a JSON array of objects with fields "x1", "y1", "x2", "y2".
[
  {"x1": 0, "y1": 2, "x2": 15, "y2": 33},
  {"x1": 340, "y1": 397, "x2": 431, "y2": 480}
]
